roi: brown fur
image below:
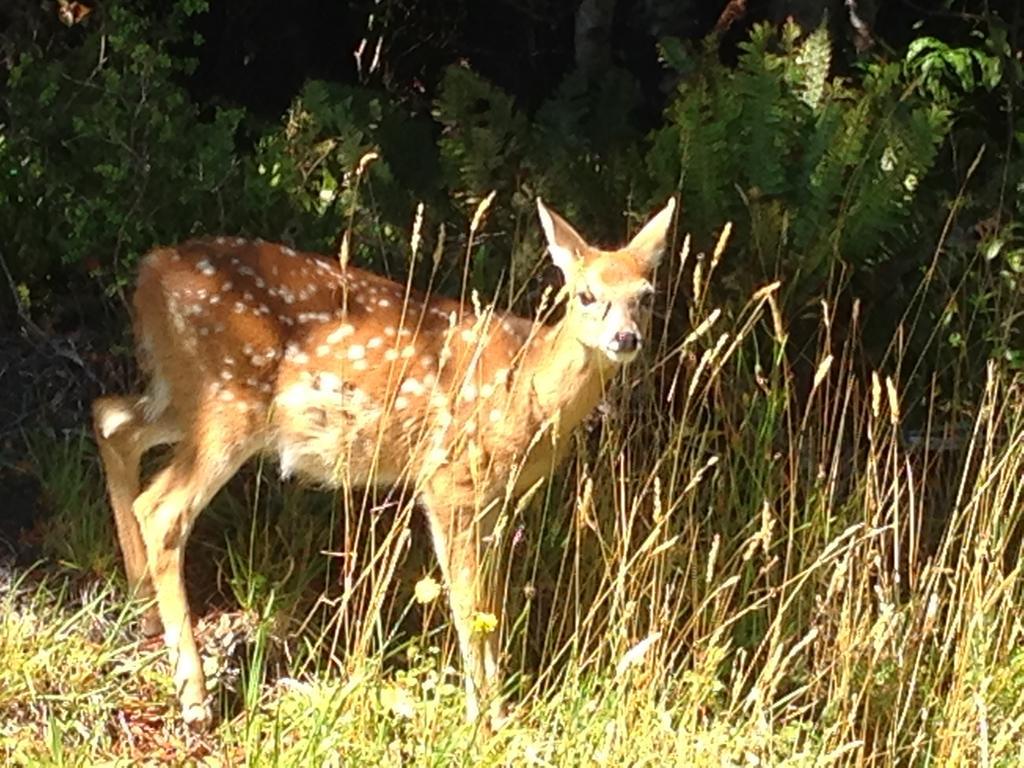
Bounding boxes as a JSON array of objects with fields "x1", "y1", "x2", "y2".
[{"x1": 92, "y1": 199, "x2": 676, "y2": 728}]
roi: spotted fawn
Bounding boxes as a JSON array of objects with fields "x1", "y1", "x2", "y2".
[{"x1": 93, "y1": 197, "x2": 676, "y2": 728}]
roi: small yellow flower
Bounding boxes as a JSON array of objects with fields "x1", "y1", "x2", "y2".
[
  {"x1": 414, "y1": 576, "x2": 442, "y2": 605},
  {"x1": 471, "y1": 611, "x2": 498, "y2": 636}
]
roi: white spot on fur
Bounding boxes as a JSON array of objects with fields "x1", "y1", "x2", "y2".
[
  {"x1": 316, "y1": 372, "x2": 343, "y2": 392},
  {"x1": 400, "y1": 378, "x2": 424, "y2": 396},
  {"x1": 327, "y1": 324, "x2": 354, "y2": 343}
]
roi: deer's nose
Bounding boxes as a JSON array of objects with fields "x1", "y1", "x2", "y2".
[{"x1": 609, "y1": 330, "x2": 640, "y2": 354}]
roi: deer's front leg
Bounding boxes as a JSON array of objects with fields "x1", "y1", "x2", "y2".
[{"x1": 421, "y1": 493, "x2": 503, "y2": 728}]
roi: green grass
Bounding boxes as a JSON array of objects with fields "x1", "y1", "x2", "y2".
[{"x1": 3, "y1": 222, "x2": 1024, "y2": 767}]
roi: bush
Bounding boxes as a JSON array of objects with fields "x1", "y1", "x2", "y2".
[{"x1": 1, "y1": 1, "x2": 245, "y2": 314}]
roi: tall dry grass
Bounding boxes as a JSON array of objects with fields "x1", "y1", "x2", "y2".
[{"x1": 2, "y1": 203, "x2": 1022, "y2": 766}]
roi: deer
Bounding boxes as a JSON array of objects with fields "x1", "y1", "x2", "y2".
[{"x1": 92, "y1": 196, "x2": 676, "y2": 730}]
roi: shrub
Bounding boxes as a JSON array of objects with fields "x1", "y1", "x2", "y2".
[{"x1": 0, "y1": 1, "x2": 244, "y2": 312}]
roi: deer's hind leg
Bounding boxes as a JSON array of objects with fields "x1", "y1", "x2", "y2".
[
  {"x1": 127, "y1": 398, "x2": 262, "y2": 729},
  {"x1": 93, "y1": 394, "x2": 183, "y2": 636}
]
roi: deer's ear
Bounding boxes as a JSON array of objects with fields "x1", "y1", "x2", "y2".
[
  {"x1": 626, "y1": 197, "x2": 676, "y2": 272},
  {"x1": 537, "y1": 198, "x2": 589, "y2": 280}
]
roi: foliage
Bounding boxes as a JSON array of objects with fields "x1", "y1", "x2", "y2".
[
  {"x1": 649, "y1": 22, "x2": 956, "y2": 312},
  {"x1": 905, "y1": 35, "x2": 1004, "y2": 101},
  {"x1": 0, "y1": 1, "x2": 246, "y2": 307},
  {"x1": 248, "y1": 79, "x2": 443, "y2": 264},
  {"x1": 435, "y1": 64, "x2": 649, "y2": 236}
]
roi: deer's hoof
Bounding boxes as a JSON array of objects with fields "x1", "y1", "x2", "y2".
[
  {"x1": 182, "y1": 701, "x2": 212, "y2": 730},
  {"x1": 488, "y1": 701, "x2": 510, "y2": 732},
  {"x1": 140, "y1": 610, "x2": 163, "y2": 639}
]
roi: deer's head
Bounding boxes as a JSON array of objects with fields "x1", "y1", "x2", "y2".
[{"x1": 537, "y1": 197, "x2": 676, "y2": 364}]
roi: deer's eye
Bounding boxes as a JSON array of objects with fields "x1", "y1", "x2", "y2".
[
  {"x1": 577, "y1": 289, "x2": 597, "y2": 307},
  {"x1": 638, "y1": 289, "x2": 655, "y2": 309}
]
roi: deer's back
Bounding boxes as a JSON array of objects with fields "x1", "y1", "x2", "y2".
[{"x1": 131, "y1": 238, "x2": 545, "y2": 494}]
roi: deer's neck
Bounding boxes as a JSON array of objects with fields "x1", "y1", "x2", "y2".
[{"x1": 515, "y1": 320, "x2": 614, "y2": 437}]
